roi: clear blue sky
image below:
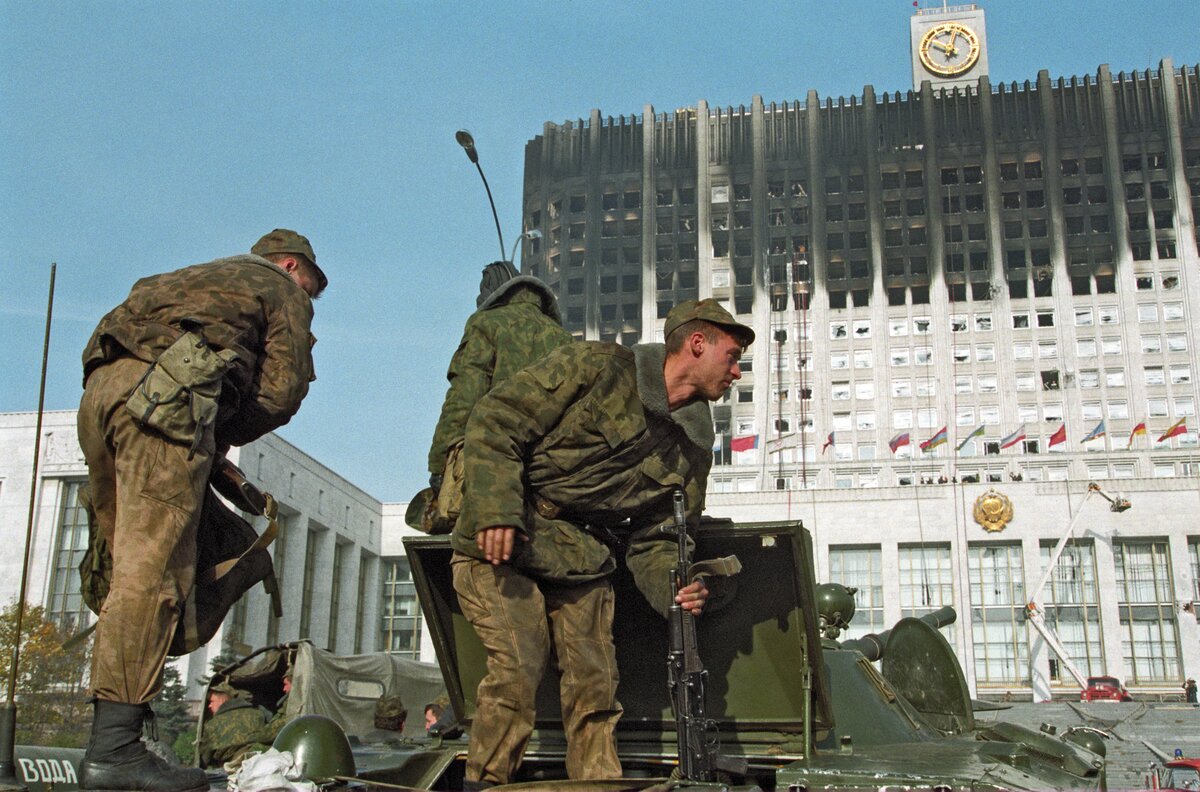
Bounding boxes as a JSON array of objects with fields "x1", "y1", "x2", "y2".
[{"x1": 2, "y1": 1, "x2": 1197, "y2": 503}]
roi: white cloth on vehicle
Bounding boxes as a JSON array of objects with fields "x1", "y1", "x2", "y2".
[{"x1": 228, "y1": 748, "x2": 316, "y2": 792}]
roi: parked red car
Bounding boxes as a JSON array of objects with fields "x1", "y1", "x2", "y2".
[
  {"x1": 1080, "y1": 675, "x2": 1133, "y2": 702},
  {"x1": 1147, "y1": 758, "x2": 1200, "y2": 790}
]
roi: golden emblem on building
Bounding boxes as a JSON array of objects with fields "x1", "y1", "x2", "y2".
[{"x1": 973, "y1": 488, "x2": 1013, "y2": 533}]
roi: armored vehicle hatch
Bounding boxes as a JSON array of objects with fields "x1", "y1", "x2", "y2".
[
  {"x1": 405, "y1": 519, "x2": 832, "y2": 779},
  {"x1": 383, "y1": 518, "x2": 1105, "y2": 790}
]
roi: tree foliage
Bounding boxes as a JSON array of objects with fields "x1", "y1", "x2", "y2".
[
  {"x1": 0, "y1": 600, "x2": 90, "y2": 747},
  {"x1": 151, "y1": 665, "x2": 193, "y2": 761},
  {"x1": 207, "y1": 647, "x2": 241, "y2": 676}
]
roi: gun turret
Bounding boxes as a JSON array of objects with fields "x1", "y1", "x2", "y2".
[{"x1": 839, "y1": 606, "x2": 957, "y2": 662}]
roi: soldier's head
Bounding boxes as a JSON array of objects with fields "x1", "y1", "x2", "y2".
[
  {"x1": 373, "y1": 695, "x2": 407, "y2": 732},
  {"x1": 207, "y1": 691, "x2": 227, "y2": 716},
  {"x1": 423, "y1": 702, "x2": 444, "y2": 730},
  {"x1": 207, "y1": 679, "x2": 238, "y2": 715},
  {"x1": 663, "y1": 299, "x2": 754, "y2": 407},
  {"x1": 252, "y1": 228, "x2": 328, "y2": 299},
  {"x1": 477, "y1": 260, "x2": 519, "y2": 307}
]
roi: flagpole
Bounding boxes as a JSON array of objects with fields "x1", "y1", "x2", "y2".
[
  {"x1": 1184, "y1": 424, "x2": 1198, "y2": 506},
  {"x1": 794, "y1": 264, "x2": 809, "y2": 490},
  {"x1": 775, "y1": 329, "x2": 786, "y2": 485}
]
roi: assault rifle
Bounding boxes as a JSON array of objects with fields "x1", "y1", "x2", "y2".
[{"x1": 666, "y1": 490, "x2": 746, "y2": 782}]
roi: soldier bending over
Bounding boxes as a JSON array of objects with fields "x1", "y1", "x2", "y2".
[
  {"x1": 77, "y1": 229, "x2": 324, "y2": 791},
  {"x1": 451, "y1": 299, "x2": 754, "y2": 786}
]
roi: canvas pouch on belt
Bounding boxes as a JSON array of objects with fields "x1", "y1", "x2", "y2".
[
  {"x1": 435, "y1": 440, "x2": 466, "y2": 525},
  {"x1": 411, "y1": 439, "x2": 464, "y2": 534},
  {"x1": 124, "y1": 330, "x2": 238, "y2": 457}
]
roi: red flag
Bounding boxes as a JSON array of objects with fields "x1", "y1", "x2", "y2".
[
  {"x1": 730, "y1": 434, "x2": 758, "y2": 452},
  {"x1": 1048, "y1": 424, "x2": 1067, "y2": 447},
  {"x1": 822, "y1": 432, "x2": 835, "y2": 453},
  {"x1": 1157, "y1": 418, "x2": 1187, "y2": 442},
  {"x1": 1126, "y1": 421, "x2": 1147, "y2": 449},
  {"x1": 919, "y1": 426, "x2": 948, "y2": 452}
]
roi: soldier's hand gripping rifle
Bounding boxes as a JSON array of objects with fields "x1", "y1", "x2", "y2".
[{"x1": 666, "y1": 490, "x2": 746, "y2": 782}]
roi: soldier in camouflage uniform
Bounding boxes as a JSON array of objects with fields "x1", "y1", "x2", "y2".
[
  {"x1": 197, "y1": 682, "x2": 271, "y2": 769},
  {"x1": 451, "y1": 299, "x2": 754, "y2": 786},
  {"x1": 355, "y1": 695, "x2": 409, "y2": 746},
  {"x1": 259, "y1": 671, "x2": 294, "y2": 744},
  {"x1": 422, "y1": 261, "x2": 570, "y2": 524},
  {"x1": 76, "y1": 229, "x2": 325, "y2": 792}
]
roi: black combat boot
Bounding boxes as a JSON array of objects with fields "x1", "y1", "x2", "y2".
[{"x1": 79, "y1": 700, "x2": 208, "y2": 792}]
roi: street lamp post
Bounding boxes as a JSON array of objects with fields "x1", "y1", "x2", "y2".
[
  {"x1": 455, "y1": 129, "x2": 506, "y2": 263},
  {"x1": 510, "y1": 229, "x2": 542, "y2": 267}
]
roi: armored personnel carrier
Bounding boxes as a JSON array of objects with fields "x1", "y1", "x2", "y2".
[{"x1": 324, "y1": 516, "x2": 1106, "y2": 791}]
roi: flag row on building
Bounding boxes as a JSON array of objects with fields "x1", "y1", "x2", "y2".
[{"x1": 726, "y1": 418, "x2": 1190, "y2": 456}]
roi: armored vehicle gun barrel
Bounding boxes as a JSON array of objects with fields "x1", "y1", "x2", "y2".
[{"x1": 839, "y1": 605, "x2": 956, "y2": 662}]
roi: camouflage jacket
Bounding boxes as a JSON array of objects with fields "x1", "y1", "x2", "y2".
[
  {"x1": 258, "y1": 692, "x2": 293, "y2": 744},
  {"x1": 81, "y1": 255, "x2": 315, "y2": 448},
  {"x1": 198, "y1": 697, "x2": 270, "y2": 767},
  {"x1": 452, "y1": 342, "x2": 714, "y2": 617},
  {"x1": 427, "y1": 277, "x2": 570, "y2": 476}
]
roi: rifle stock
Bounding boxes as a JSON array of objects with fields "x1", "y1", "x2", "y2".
[{"x1": 211, "y1": 456, "x2": 268, "y2": 516}]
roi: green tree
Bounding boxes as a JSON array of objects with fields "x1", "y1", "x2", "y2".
[
  {"x1": 152, "y1": 665, "x2": 193, "y2": 761},
  {"x1": 207, "y1": 648, "x2": 241, "y2": 676},
  {"x1": 0, "y1": 601, "x2": 90, "y2": 747},
  {"x1": 172, "y1": 727, "x2": 197, "y2": 765}
]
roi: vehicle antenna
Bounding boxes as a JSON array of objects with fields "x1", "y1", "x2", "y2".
[{"x1": 1, "y1": 264, "x2": 55, "y2": 791}]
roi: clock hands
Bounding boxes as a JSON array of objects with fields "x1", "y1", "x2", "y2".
[
  {"x1": 918, "y1": 22, "x2": 978, "y2": 75},
  {"x1": 929, "y1": 38, "x2": 960, "y2": 59},
  {"x1": 926, "y1": 39, "x2": 955, "y2": 56}
]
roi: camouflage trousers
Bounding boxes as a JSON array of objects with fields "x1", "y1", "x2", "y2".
[
  {"x1": 451, "y1": 553, "x2": 622, "y2": 784},
  {"x1": 77, "y1": 356, "x2": 213, "y2": 705}
]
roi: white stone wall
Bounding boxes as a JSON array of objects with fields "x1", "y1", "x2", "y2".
[
  {"x1": 6, "y1": 409, "x2": 1194, "y2": 702},
  {"x1": 707, "y1": 477, "x2": 1200, "y2": 697},
  {"x1": 381, "y1": 502, "x2": 438, "y2": 663},
  {"x1": 0, "y1": 411, "x2": 388, "y2": 702}
]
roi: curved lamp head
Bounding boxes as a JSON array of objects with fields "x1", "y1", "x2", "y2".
[
  {"x1": 455, "y1": 129, "x2": 479, "y2": 164},
  {"x1": 509, "y1": 229, "x2": 544, "y2": 265}
]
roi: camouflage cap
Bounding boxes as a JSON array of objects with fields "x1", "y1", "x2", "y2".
[
  {"x1": 251, "y1": 228, "x2": 329, "y2": 292},
  {"x1": 664, "y1": 298, "x2": 755, "y2": 346},
  {"x1": 209, "y1": 678, "x2": 241, "y2": 697},
  {"x1": 374, "y1": 694, "x2": 407, "y2": 720}
]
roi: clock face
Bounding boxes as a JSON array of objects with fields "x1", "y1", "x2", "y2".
[{"x1": 918, "y1": 22, "x2": 981, "y2": 77}]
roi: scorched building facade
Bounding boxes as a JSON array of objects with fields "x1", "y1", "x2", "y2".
[{"x1": 515, "y1": 38, "x2": 1200, "y2": 699}]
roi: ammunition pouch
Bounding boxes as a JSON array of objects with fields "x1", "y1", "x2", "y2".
[
  {"x1": 77, "y1": 486, "x2": 110, "y2": 617},
  {"x1": 506, "y1": 500, "x2": 616, "y2": 584},
  {"x1": 124, "y1": 330, "x2": 238, "y2": 458},
  {"x1": 433, "y1": 440, "x2": 465, "y2": 530},
  {"x1": 406, "y1": 441, "x2": 465, "y2": 535}
]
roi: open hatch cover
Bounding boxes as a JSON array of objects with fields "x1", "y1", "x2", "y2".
[{"x1": 405, "y1": 518, "x2": 833, "y2": 750}]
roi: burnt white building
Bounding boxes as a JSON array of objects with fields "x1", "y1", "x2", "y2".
[{"x1": 515, "y1": 5, "x2": 1200, "y2": 699}]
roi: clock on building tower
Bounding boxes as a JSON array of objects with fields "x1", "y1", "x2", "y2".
[{"x1": 910, "y1": 4, "x2": 989, "y2": 90}]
